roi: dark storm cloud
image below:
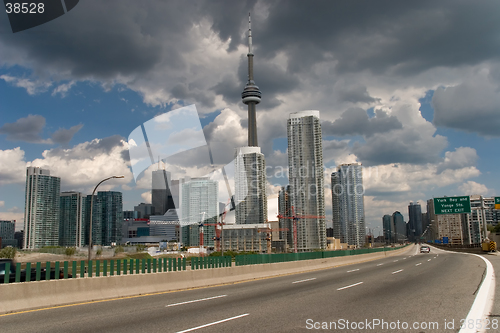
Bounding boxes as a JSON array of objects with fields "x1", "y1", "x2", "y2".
[
  {"x1": 0, "y1": 115, "x2": 47, "y2": 143},
  {"x1": 322, "y1": 108, "x2": 402, "y2": 137},
  {"x1": 257, "y1": 1, "x2": 500, "y2": 75},
  {"x1": 336, "y1": 84, "x2": 380, "y2": 104},
  {"x1": 200, "y1": 0, "x2": 258, "y2": 52},
  {"x1": 432, "y1": 76, "x2": 500, "y2": 136},
  {"x1": 51, "y1": 124, "x2": 83, "y2": 145},
  {"x1": 352, "y1": 128, "x2": 447, "y2": 166}
]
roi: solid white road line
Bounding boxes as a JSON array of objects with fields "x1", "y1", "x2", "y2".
[
  {"x1": 376, "y1": 263, "x2": 384, "y2": 266},
  {"x1": 337, "y1": 282, "x2": 363, "y2": 291},
  {"x1": 176, "y1": 314, "x2": 250, "y2": 333},
  {"x1": 292, "y1": 278, "x2": 316, "y2": 284},
  {"x1": 347, "y1": 269, "x2": 360, "y2": 273},
  {"x1": 453, "y1": 253, "x2": 495, "y2": 333},
  {"x1": 392, "y1": 269, "x2": 404, "y2": 274},
  {"x1": 415, "y1": 263, "x2": 422, "y2": 266},
  {"x1": 166, "y1": 295, "x2": 227, "y2": 307}
]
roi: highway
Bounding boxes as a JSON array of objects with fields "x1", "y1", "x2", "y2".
[{"x1": 0, "y1": 245, "x2": 494, "y2": 332}]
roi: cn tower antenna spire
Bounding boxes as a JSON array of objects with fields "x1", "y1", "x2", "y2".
[{"x1": 242, "y1": 12, "x2": 261, "y2": 147}]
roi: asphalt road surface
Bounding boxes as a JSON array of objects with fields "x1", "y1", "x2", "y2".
[{"x1": 0, "y1": 245, "x2": 493, "y2": 333}]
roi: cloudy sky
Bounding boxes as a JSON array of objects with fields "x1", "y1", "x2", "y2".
[{"x1": 1, "y1": 0, "x2": 499, "y2": 233}]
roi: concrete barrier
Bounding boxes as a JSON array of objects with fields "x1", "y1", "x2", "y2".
[{"x1": 0, "y1": 245, "x2": 412, "y2": 314}]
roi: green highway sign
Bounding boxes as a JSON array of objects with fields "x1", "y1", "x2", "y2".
[
  {"x1": 434, "y1": 196, "x2": 471, "y2": 215},
  {"x1": 495, "y1": 197, "x2": 500, "y2": 209}
]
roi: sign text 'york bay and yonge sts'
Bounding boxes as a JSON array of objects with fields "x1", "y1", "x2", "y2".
[{"x1": 433, "y1": 196, "x2": 471, "y2": 215}]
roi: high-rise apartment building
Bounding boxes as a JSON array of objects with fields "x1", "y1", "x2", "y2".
[
  {"x1": 278, "y1": 185, "x2": 292, "y2": 248},
  {"x1": 408, "y1": 202, "x2": 423, "y2": 241},
  {"x1": 24, "y1": 167, "x2": 61, "y2": 249},
  {"x1": 288, "y1": 111, "x2": 326, "y2": 251},
  {"x1": 83, "y1": 191, "x2": 123, "y2": 246},
  {"x1": 180, "y1": 178, "x2": 218, "y2": 247},
  {"x1": 234, "y1": 147, "x2": 267, "y2": 225},
  {"x1": 59, "y1": 191, "x2": 84, "y2": 247},
  {"x1": 331, "y1": 163, "x2": 365, "y2": 248}
]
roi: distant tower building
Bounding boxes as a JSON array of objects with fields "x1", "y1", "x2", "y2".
[
  {"x1": 392, "y1": 211, "x2": 407, "y2": 243},
  {"x1": 134, "y1": 203, "x2": 155, "y2": 219},
  {"x1": 59, "y1": 191, "x2": 84, "y2": 247},
  {"x1": 382, "y1": 214, "x2": 392, "y2": 244},
  {"x1": 0, "y1": 220, "x2": 16, "y2": 248},
  {"x1": 180, "y1": 178, "x2": 218, "y2": 247},
  {"x1": 83, "y1": 191, "x2": 123, "y2": 246},
  {"x1": 408, "y1": 202, "x2": 423, "y2": 241},
  {"x1": 235, "y1": 14, "x2": 268, "y2": 227},
  {"x1": 242, "y1": 13, "x2": 261, "y2": 147},
  {"x1": 331, "y1": 163, "x2": 365, "y2": 248},
  {"x1": 24, "y1": 167, "x2": 61, "y2": 249},
  {"x1": 288, "y1": 111, "x2": 326, "y2": 251},
  {"x1": 152, "y1": 169, "x2": 175, "y2": 215}
]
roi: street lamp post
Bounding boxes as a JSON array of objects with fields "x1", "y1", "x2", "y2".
[{"x1": 88, "y1": 175, "x2": 124, "y2": 262}]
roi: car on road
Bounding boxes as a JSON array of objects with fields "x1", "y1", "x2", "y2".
[{"x1": 420, "y1": 245, "x2": 430, "y2": 253}]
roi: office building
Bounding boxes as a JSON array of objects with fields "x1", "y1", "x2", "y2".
[
  {"x1": 408, "y1": 202, "x2": 423, "y2": 241},
  {"x1": 0, "y1": 220, "x2": 16, "y2": 248},
  {"x1": 331, "y1": 163, "x2": 365, "y2": 248},
  {"x1": 150, "y1": 209, "x2": 179, "y2": 241},
  {"x1": 24, "y1": 167, "x2": 61, "y2": 249},
  {"x1": 392, "y1": 211, "x2": 407, "y2": 243},
  {"x1": 288, "y1": 110, "x2": 326, "y2": 251},
  {"x1": 427, "y1": 198, "x2": 466, "y2": 245},
  {"x1": 382, "y1": 214, "x2": 392, "y2": 244},
  {"x1": 180, "y1": 178, "x2": 218, "y2": 247},
  {"x1": 134, "y1": 203, "x2": 155, "y2": 219},
  {"x1": 152, "y1": 169, "x2": 176, "y2": 215},
  {"x1": 59, "y1": 191, "x2": 84, "y2": 247}
]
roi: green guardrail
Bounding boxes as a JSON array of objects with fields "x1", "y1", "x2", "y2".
[
  {"x1": 1, "y1": 256, "x2": 190, "y2": 284},
  {"x1": 234, "y1": 245, "x2": 409, "y2": 266}
]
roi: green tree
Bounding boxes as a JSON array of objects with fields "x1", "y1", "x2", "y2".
[
  {"x1": 65, "y1": 247, "x2": 76, "y2": 257},
  {"x1": 96, "y1": 247, "x2": 102, "y2": 257},
  {"x1": 0, "y1": 246, "x2": 16, "y2": 259}
]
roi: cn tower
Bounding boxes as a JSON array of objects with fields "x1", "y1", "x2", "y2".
[{"x1": 241, "y1": 13, "x2": 262, "y2": 147}]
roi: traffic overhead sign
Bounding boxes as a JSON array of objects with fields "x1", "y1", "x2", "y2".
[
  {"x1": 495, "y1": 197, "x2": 500, "y2": 210},
  {"x1": 434, "y1": 196, "x2": 471, "y2": 215}
]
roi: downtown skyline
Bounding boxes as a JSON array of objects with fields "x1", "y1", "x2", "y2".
[{"x1": 1, "y1": 1, "x2": 500, "y2": 232}]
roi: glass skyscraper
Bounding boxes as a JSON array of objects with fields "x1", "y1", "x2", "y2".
[
  {"x1": 408, "y1": 202, "x2": 423, "y2": 241},
  {"x1": 83, "y1": 191, "x2": 123, "y2": 246},
  {"x1": 24, "y1": 167, "x2": 61, "y2": 249},
  {"x1": 287, "y1": 111, "x2": 326, "y2": 251},
  {"x1": 59, "y1": 191, "x2": 84, "y2": 247},
  {"x1": 180, "y1": 178, "x2": 218, "y2": 247},
  {"x1": 331, "y1": 163, "x2": 365, "y2": 248}
]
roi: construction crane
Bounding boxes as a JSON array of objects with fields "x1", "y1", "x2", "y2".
[{"x1": 277, "y1": 206, "x2": 325, "y2": 253}]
